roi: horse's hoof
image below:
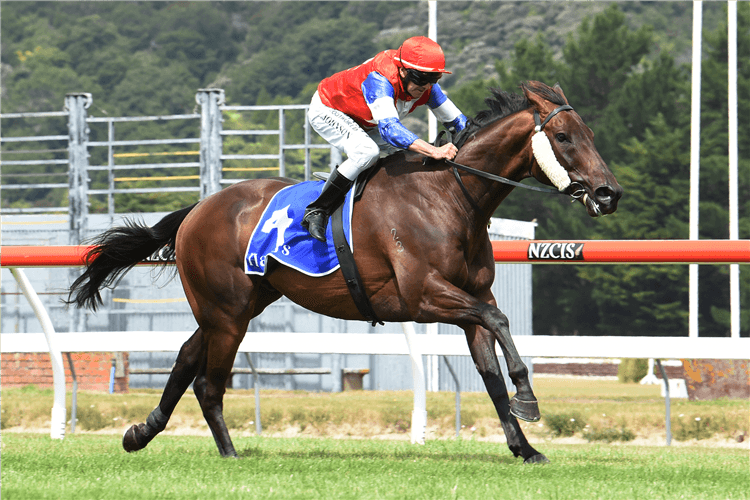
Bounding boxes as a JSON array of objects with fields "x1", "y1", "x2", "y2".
[
  {"x1": 122, "y1": 423, "x2": 148, "y2": 453},
  {"x1": 510, "y1": 395, "x2": 541, "y2": 422},
  {"x1": 523, "y1": 453, "x2": 550, "y2": 465}
]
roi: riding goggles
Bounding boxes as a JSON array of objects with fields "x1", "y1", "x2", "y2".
[{"x1": 406, "y1": 69, "x2": 442, "y2": 87}]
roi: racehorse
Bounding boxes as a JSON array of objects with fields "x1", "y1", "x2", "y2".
[{"x1": 68, "y1": 81, "x2": 622, "y2": 464}]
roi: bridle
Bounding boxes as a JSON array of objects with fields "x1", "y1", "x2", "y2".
[{"x1": 444, "y1": 104, "x2": 591, "y2": 213}]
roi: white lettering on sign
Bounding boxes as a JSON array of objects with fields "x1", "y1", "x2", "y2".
[
  {"x1": 527, "y1": 242, "x2": 584, "y2": 261},
  {"x1": 261, "y1": 205, "x2": 293, "y2": 252}
]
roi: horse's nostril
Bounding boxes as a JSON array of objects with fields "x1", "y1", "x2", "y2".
[{"x1": 595, "y1": 186, "x2": 615, "y2": 203}]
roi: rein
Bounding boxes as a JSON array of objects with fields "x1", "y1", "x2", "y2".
[{"x1": 445, "y1": 104, "x2": 587, "y2": 213}]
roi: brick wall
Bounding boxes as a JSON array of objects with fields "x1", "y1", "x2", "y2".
[
  {"x1": 534, "y1": 361, "x2": 685, "y2": 379},
  {"x1": 1, "y1": 352, "x2": 129, "y2": 392}
]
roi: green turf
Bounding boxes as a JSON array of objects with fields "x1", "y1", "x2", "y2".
[{"x1": 2, "y1": 434, "x2": 748, "y2": 500}]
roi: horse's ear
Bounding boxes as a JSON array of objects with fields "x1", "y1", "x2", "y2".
[
  {"x1": 522, "y1": 81, "x2": 549, "y2": 115},
  {"x1": 553, "y1": 83, "x2": 570, "y2": 105},
  {"x1": 522, "y1": 81, "x2": 570, "y2": 117}
]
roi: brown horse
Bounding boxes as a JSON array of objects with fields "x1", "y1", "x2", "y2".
[{"x1": 68, "y1": 81, "x2": 621, "y2": 464}]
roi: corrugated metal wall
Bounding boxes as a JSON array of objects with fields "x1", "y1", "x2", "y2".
[{"x1": 2, "y1": 213, "x2": 534, "y2": 393}]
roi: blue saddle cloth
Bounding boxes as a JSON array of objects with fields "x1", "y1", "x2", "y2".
[{"x1": 244, "y1": 180, "x2": 354, "y2": 276}]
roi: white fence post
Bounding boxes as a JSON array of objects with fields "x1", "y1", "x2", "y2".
[
  {"x1": 10, "y1": 268, "x2": 67, "y2": 439},
  {"x1": 198, "y1": 88, "x2": 224, "y2": 198},
  {"x1": 401, "y1": 323, "x2": 427, "y2": 444}
]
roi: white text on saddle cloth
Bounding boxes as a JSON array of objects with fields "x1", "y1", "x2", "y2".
[{"x1": 261, "y1": 205, "x2": 293, "y2": 252}]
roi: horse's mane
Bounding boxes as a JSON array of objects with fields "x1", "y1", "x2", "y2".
[{"x1": 453, "y1": 81, "x2": 566, "y2": 149}]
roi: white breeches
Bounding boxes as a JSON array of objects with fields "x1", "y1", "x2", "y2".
[{"x1": 308, "y1": 91, "x2": 391, "y2": 181}]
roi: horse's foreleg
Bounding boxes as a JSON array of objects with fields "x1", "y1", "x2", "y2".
[
  {"x1": 479, "y1": 305, "x2": 541, "y2": 423},
  {"x1": 414, "y1": 280, "x2": 540, "y2": 422},
  {"x1": 123, "y1": 328, "x2": 204, "y2": 452},
  {"x1": 465, "y1": 325, "x2": 549, "y2": 464}
]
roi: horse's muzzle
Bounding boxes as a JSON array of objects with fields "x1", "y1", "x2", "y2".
[
  {"x1": 592, "y1": 184, "x2": 623, "y2": 216},
  {"x1": 567, "y1": 182, "x2": 622, "y2": 217}
]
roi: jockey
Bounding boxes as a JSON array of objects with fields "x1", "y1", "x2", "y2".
[{"x1": 303, "y1": 36, "x2": 469, "y2": 242}]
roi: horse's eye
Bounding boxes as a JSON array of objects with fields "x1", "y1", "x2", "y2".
[{"x1": 556, "y1": 133, "x2": 567, "y2": 143}]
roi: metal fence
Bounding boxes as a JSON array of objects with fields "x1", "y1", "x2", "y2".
[{"x1": 1, "y1": 89, "x2": 336, "y2": 238}]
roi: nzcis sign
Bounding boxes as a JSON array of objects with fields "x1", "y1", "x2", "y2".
[
  {"x1": 1, "y1": 240, "x2": 749, "y2": 268},
  {"x1": 494, "y1": 240, "x2": 750, "y2": 264}
]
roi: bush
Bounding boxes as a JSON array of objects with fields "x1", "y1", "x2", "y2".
[
  {"x1": 381, "y1": 407, "x2": 411, "y2": 433},
  {"x1": 223, "y1": 407, "x2": 252, "y2": 430},
  {"x1": 262, "y1": 408, "x2": 284, "y2": 428},
  {"x1": 617, "y1": 358, "x2": 649, "y2": 383},
  {"x1": 674, "y1": 415, "x2": 715, "y2": 441},
  {"x1": 584, "y1": 425, "x2": 635, "y2": 443},
  {"x1": 544, "y1": 412, "x2": 586, "y2": 437},
  {"x1": 76, "y1": 405, "x2": 111, "y2": 431},
  {"x1": 1, "y1": 404, "x2": 21, "y2": 429}
]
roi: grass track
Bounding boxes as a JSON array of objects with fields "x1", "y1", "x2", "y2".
[{"x1": 2, "y1": 434, "x2": 748, "y2": 500}]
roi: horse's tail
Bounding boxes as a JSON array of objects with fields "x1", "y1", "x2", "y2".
[{"x1": 66, "y1": 203, "x2": 198, "y2": 311}]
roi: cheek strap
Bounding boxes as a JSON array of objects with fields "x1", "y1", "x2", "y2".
[
  {"x1": 531, "y1": 106, "x2": 575, "y2": 192},
  {"x1": 531, "y1": 131, "x2": 571, "y2": 192}
]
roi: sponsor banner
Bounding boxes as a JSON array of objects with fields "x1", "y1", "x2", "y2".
[
  {"x1": 144, "y1": 246, "x2": 176, "y2": 263},
  {"x1": 527, "y1": 242, "x2": 584, "y2": 261}
]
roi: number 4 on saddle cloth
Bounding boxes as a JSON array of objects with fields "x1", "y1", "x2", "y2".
[{"x1": 244, "y1": 179, "x2": 355, "y2": 277}]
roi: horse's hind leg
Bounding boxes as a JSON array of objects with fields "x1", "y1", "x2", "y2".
[
  {"x1": 191, "y1": 320, "x2": 249, "y2": 458},
  {"x1": 123, "y1": 328, "x2": 205, "y2": 452},
  {"x1": 192, "y1": 284, "x2": 282, "y2": 457},
  {"x1": 465, "y1": 325, "x2": 549, "y2": 464}
]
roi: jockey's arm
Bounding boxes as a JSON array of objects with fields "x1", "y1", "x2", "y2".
[
  {"x1": 427, "y1": 83, "x2": 469, "y2": 134},
  {"x1": 363, "y1": 73, "x2": 458, "y2": 161},
  {"x1": 407, "y1": 138, "x2": 458, "y2": 160}
]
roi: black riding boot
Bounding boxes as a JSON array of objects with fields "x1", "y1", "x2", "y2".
[{"x1": 301, "y1": 169, "x2": 354, "y2": 242}]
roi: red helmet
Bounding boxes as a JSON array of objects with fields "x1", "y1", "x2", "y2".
[{"x1": 395, "y1": 36, "x2": 451, "y2": 74}]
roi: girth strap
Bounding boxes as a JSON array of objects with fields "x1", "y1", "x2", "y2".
[{"x1": 331, "y1": 202, "x2": 384, "y2": 327}]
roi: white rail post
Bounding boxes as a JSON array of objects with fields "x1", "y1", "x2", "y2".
[
  {"x1": 197, "y1": 88, "x2": 224, "y2": 198},
  {"x1": 728, "y1": 1, "x2": 740, "y2": 338},
  {"x1": 278, "y1": 108, "x2": 286, "y2": 177},
  {"x1": 401, "y1": 323, "x2": 427, "y2": 444},
  {"x1": 426, "y1": 323, "x2": 439, "y2": 391},
  {"x1": 640, "y1": 358, "x2": 660, "y2": 385},
  {"x1": 10, "y1": 268, "x2": 67, "y2": 439},
  {"x1": 427, "y1": 0, "x2": 438, "y2": 144},
  {"x1": 689, "y1": 1, "x2": 702, "y2": 338}
]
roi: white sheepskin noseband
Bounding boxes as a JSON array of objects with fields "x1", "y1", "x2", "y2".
[{"x1": 531, "y1": 127, "x2": 571, "y2": 192}]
